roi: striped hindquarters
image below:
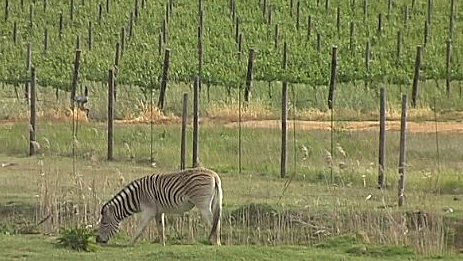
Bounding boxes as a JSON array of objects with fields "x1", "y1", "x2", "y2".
[{"x1": 146, "y1": 168, "x2": 219, "y2": 212}]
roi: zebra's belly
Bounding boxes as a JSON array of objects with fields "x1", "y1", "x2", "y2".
[{"x1": 160, "y1": 201, "x2": 195, "y2": 214}]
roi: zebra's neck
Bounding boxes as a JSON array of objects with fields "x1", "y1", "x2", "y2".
[{"x1": 108, "y1": 179, "x2": 142, "y2": 221}]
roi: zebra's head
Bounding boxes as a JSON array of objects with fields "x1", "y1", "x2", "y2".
[{"x1": 96, "y1": 203, "x2": 120, "y2": 244}]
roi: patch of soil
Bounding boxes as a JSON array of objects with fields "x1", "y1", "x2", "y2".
[
  {"x1": 223, "y1": 120, "x2": 463, "y2": 134},
  {"x1": 2, "y1": 116, "x2": 463, "y2": 134}
]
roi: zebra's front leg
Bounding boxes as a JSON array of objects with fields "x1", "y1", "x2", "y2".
[
  {"x1": 131, "y1": 211, "x2": 154, "y2": 245},
  {"x1": 155, "y1": 213, "x2": 166, "y2": 246}
]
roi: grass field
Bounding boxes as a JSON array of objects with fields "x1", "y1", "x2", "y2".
[
  {"x1": 1, "y1": 79, "x2": 463, "y2": 260},
  {"x1": 3, "y1": 234, "x2": 450, "y2": 261},
  {"x1": 1, "y1": 110, "x2": 463, "y2": 259}
]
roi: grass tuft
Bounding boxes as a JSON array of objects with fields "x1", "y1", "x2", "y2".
[{"x1": 56, "y1": 226, "x2": 96, "y2": 252}]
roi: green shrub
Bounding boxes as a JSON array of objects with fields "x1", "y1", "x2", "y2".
[
  {"x1": 56, "y1": 226, "x2": 96, "y2": 252},
  {"x1": 0, "y1": 223, "x2": 17, "y2": 235}
]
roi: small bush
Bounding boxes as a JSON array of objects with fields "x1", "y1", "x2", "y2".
[
  {"x1": 56, "y1": 226, "x2": 96, "y2": 252},
  {"x1": 0, "y1": 223, "x2": 17, "y2": 235}
]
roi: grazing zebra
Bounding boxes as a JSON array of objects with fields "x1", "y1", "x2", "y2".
[{"x1": 96, "y1": 167, "x2": 223, "y2": 246}]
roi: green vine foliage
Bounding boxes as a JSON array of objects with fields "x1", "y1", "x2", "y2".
[{"x1": 0, "y1": 0, "x2": 461, "y2": 90}]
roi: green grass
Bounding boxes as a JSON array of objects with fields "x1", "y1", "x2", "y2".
[
  {"x1": 1, "y1": 119, "x2": 463, "y2": 186},
  {"x1": 1, "y1": 233, "x2": 458, "y2": 261}
]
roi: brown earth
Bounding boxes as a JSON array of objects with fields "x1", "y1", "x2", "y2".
[
  {"x1": 1, "y1": 117, "x2": 463, "y2": 134},
  {"x1": 222, "y1": 120, "x2": 463, "y2": 133}
]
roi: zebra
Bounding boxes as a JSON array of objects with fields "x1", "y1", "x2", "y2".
[{"x1": 96, "y1": 167, "x2": 223, "y2": 246}]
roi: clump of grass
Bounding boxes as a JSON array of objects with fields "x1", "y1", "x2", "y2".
[
  {"x1": 229, "y1": 203, "x2": 280, "y2": 228},
  {"x1": 42, "y1": 107, "x2": 89, "y2": 123},
  {"x1": 0, "y1": 223, "x2": 17, "y2": 235},
  {"x1": 437, "y1": 178, "x2": 463, "y2": 195},
  {"x1": 56, "y1": 226, "x2": 96, "y2": 252},
  {"x1": 205, "y1": 100, "x2": 275, "y2": 122},
  {"x1": 120, "y1": 101, "x2": 180, "y2": 124}
]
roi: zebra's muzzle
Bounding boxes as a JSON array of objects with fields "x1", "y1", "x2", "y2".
[{"x1": 95, "y1": 235, "x2": 107, "y2": 244}]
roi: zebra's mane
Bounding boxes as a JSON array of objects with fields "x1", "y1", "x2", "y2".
[{"x1": 103, "y1": 175, "x2": 148, "y2": 211}]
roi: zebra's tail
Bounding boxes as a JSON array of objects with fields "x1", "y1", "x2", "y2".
[{"x1": 209, "y1": 174, "x2": 222, "y2": 245}]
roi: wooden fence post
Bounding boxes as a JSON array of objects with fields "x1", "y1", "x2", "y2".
[
  {"x1": 70, "y1": 0, "x2": 74, "y2": 20},
  {"x1": 88, "y1": 21, "x2": 93, "y2": 50},
  {"x1": 328, "y1": 46, "x2": 338, "y2": 183},
  {"x1": 398, "y1": 94, "x2": 408, "y2": 207},
  {"x1": 244, "y1": 48, "x2": 256, "y2": 104},
  {"x1": 70, "y1": 49, "x2": 81, "y2": 107},
  {"x1": 192, "y1": 77, "x2": 200, "y2": 168},
  {"x1": 25, "y1": 43, "x2": 32, "y2": 103},
  {"x1": 157, "y1": 48, "x2": 171, "y2": 110},
  {"x1": 411, "y1": 46, "x2": 422, "y2": 108},
  {"x1": 280, "y1": 42, "x2": 288, "y2": 179},
  {"x1": 4, "y1": 0, "x2": 8, "y2": 21},
  {"x1": 446, "y1": 39, "x2": 452, "y2": 97},
  {"x1": 59, "y1": 12, "x2": 64, "y2": 41},
  {"x1": 378, "y1": 87, "x2": 387, "y2": 189},
  {"x1": 29, "y1": 66, "x2": 37, "y2": 156},
  {"x1": 107, "y1": 68, "x2": 115, "y2": 161},
  {"x1": 180, "y1": 93, "x2": 188, "y2": 170},
  {"x1": 114, "y1": 42, "x2": 120, "y2": 101}
]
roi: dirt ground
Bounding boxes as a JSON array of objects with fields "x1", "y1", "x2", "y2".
[
  {"x1": 2, "y1": 117, "x2": 463, "y2": 134},
  {"x1": 222, "y1": 120, "x2": 463, "y2": 133}
]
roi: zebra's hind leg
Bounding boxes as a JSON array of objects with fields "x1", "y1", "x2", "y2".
[
  {"x1": 198, "y1": 204, "x2": 221, "y2": 245},
  {"x1": 131, "y1": 211, "x2": 155, "y2": 245},
  {"x1": 155, "y1": 213, "x2": 166, "y2": 246}
]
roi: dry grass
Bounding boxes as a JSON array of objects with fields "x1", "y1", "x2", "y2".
[
  {"x1": 43, "y1": 107, "x2": 89, "y2": 123},
  {"x1": 118, "y1": 103, "x2": 181, "y2": 124},
  {"x1": 205, "y1": 100, "x2": 275, "y2": 122}
]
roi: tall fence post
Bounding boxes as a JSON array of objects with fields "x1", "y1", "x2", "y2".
[
  {"x1": 107, "y1": 68, "x2": 115, "y2": 161},
  {"x1": 59, "y1": 12, "x2": 63, "y2": 40},
  {"x1": 29, "y1": 66, "x2": 37, "y2": 156},
  {"x1": 4, "y1": 0, "x2": 8, "y2": 21},
  {"x1": 411, "y1": 46, "x2": 422, "y2": 108},
  {"x1": 70, "y1": 49, "x2": 82, "y2": 107},
  {"x1": 157, "y1": 48, "x2": 171, "y2": 110},
  {"x1": 244, "y1": 48, "x2": 256, "y2": 104},
  {"x1": 280, "y1": 42, "x2": 288, "y2": 179},
  {"x1": 192, "y1": 77, "x2": 200, "y2": 168},
  {"x1": 238, "y1": 82, "x2": 242, "y2": 174},
  {"x1": 378, "y1": 87, "x2": 387, "y2": 189},
  {"x1": 446, "y1": 39, "x2": 452, "y2": 97},
  {"x1": 198, "y1": 8, "x2": 204, "y2": 93},
  {"x1": 25, "y1": 42, "x2": 32, "y2": 104},
  {"x1": 398, "y1": 94, "x2": 408, "y2": 207},
  {"x1": 180, "y1": 93, "x2": 188, "y2": 170},
  {"x1": 114, "y1": 42, "x2": 120, "y2": 102},
  {"x1": 328, "y1": 46, "x2": 338, "y2": 183}
]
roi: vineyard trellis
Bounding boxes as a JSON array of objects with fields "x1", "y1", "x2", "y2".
[{"x1": 0, "y1": 0, "x2": 461, "y2": 99}]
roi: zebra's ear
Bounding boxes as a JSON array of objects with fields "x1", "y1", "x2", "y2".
[{"x1": 106, "y1": 204, "x2": 116, "y2": 213}]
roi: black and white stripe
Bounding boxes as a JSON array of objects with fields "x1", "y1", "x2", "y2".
[{"x1": 96, "y1": 167, "x2": 223, "y2": 246}]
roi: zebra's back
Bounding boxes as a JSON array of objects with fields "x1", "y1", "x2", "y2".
[{"x1": 139, "y1": 167, "x2": 220, "y2": 214}]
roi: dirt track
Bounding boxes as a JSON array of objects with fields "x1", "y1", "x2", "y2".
[
  {"x1": 2, "y1": 118, "x2": 463, "y2": 134},
  {"x1": 223, "y1": 120, "x2": 463, "y2": 134}
]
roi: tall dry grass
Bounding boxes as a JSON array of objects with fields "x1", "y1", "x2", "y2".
[{"x1": 26, "y1": 158, "x2": 457, "y2": 256}]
